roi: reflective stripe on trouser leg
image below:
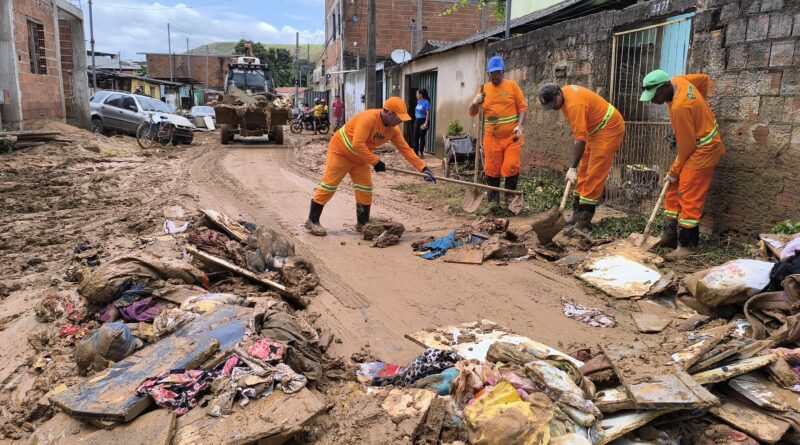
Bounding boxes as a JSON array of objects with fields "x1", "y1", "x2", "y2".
[
  {"x1": 350, "y1": 162, "x2": 374, "y2": 205},
  {"x1": 576, "y1": 129, "x2": 622, "y2": 205},
  {"x1": 313, "y1": 149, "x2": 355, "y2": 205},
  {"x1": 483, "y1": 133, "x2": 521, "y2": 178},
  {"x1": 676, "y1": 166, "x2": 715, "y2": 229}
]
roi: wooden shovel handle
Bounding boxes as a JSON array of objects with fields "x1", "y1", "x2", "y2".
[
  {"x1": 385, "y1": 166, "x2": 522, "y2": 195},
  {"x1": 639, "y1": 180, "x2": 671, "y2": 246},
  {"x1": 559, "y1": 180, "x2": 573, "y2": 211}
]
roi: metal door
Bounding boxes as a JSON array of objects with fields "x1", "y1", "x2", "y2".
[
  {"x1": 417, "y1": 71, "x2": 437, "y2": 154},
  {"x1": 605, "y1": 13, "x2": 694, "y2": 214}
]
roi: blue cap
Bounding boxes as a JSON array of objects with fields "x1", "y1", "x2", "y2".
[{"x1": 487, "y1": 56, "x2": 505, "y2": 73}]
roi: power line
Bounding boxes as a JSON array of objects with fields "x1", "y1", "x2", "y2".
[{"x1": 91, "y1": 0, "x2": 234, "y2": 11}]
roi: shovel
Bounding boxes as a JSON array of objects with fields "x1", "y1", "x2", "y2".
[
  {"x1": 627, "y1": 180, "x2": 671, "y2": 251},
  {"x1": 385, "y1": 166, "x2": 524, "y2": 215},
  {"x1": 529, "y1": 179, "x2": 572, "y2": 244}
]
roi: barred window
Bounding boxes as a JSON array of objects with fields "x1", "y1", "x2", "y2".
[{"x1": 27, "y1": 20, "x2": 47, "y2": 75}]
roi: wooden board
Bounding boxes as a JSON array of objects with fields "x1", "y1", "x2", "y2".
[
  {"x1": 729, "y1": 372, "x2": 800, "y2": 412},
  {"x1": 710, "y1": 395, "x2": 791, "y2": 444},
  {"x1": 50, "y1": 304, "x2": 250, "y2": 422},
  {"x1": 443, "y1": 247, "x2": 484, "y2": 264},
  {"x1": 201, "y1": 208, "x2": 250, "y2": 242},
  {"x1": 671, "y1": 324, "x2": 732, "y2": 370},
  {"x1": 631, "y1": 313, "x2": 671, "y2": 333},
  {"x1": 759, "y1": 233, "x2": 798, "y2": 259},
  {"x1": 76, "y1": 410, "x2": 175, "y2": 445},
  {"x1": 601, "y1": 342, "x2": 718, "y2": 410},
  {"x1": 172, "y1": 388, "x2": 325, "y2": 445}
]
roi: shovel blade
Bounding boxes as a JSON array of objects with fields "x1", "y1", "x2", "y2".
[
  {"x1": 530, "y1": 207, "x2": 567, "y2": 244},
  {"x1": 462, "y1": 189, "x2": 484, "y2": 213},
  {"x1": 508, "y1": 194, "x2": 524, "y2": 215},
  {"x1": 627, "y1": 233, "x2": 661, "y2": 251}
]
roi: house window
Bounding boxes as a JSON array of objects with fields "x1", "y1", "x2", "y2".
[{"x1": 27, "y1": 20, "x2": 47, "y2": 75}]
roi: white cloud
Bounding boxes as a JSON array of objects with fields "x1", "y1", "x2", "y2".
[{"x1": 86, "y1": 1, "x2": 323, "y2": 59}]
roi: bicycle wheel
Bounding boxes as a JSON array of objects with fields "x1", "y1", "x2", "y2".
[
  {"x1": 159, "y1": 124, "x2": 175, "y2": 146},
  {"x1": 136, "y1": 122, "x2": 156, "y2": 149},
  {"x1": 289, "y1": 122, "x2": 304, "y2": 134}
]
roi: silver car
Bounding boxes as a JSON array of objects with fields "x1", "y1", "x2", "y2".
[{"x1": 89, "y1": 90, "x2": 195, "y2": 145}]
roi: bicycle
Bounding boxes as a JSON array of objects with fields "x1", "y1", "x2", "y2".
[{"x1": 136, "y1": 114, "x2": 175, "y2": 149}]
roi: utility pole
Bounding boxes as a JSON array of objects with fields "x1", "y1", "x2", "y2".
[
  {"x1": 88, "y1": 0, "x2": 96, "y2": 89},
  {"x1": 306, "y1": 44, "x2": 311, "y2": 89},
  {"x1": 480, "y1": 3, "x2": 487, "y2": 32},
  {"x1": 415, "y1": 0, "x2": 423, "y2": 56},
  {"x1": 365, "y1": 0, "x2": 376, "y2": 109},
  {"x1": 294, "y1": 32, "x2": 300, "y2": 108},
  {"x1": 409, "y1": 20, "x2": 415, "y2": 55},
  {"x1": 167, "y1": 23, "x2": 173, "y2": 81},
  {"x1": 186, "y1": 38, "x2": 190, "y2": 79},
  {"x1": 205, "y1": 45, "x2": 209, "y2": 89},
  {"x1": 504, "y1": 0, "x2": 512, "y2": 39}
]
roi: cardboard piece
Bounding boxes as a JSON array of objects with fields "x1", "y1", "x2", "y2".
[
  {"x1": 579, "y1": 246, "x2": 664, "y2": 299},
  {"x1": 443, "y1": 247, "x2": 484, "y2": 265},
  {"x1": 631, "y1": 313, "x2": 672, "y2": 333},
  {"x1": 602, "y1": 342, "x2": 718, "y2": 410},
  {"x1": 710, "y1": 395, "x2": 791, "y2": 444},
  {"x1": 172, "y1": 388, "x2": 325, "y2": 445},
  {"x1": 50, "y1": 305, "x2": 250, "y2": 422}
]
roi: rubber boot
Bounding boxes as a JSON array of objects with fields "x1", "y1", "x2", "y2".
[
  {"x1": 355, "y1": 204, "x2": 371, "y2": 232},
  {"x1": 485, "y1": 176, "x2": 501, "y2": 204},
  {"x1": 573, "y1": 203, "x2": 596, "y2": 232},
  {"x1": 565, "y1": 195, "x2": 581, "y2": 226},
  {"x1": 666, "y1": 226, "x2": 699, "y2": 259},
  {"x1": 304, "y1": 200, "x2": 327, "y2": 236},
  {"x1": 503, "y1": 175, "x2": 519, "y2": 208},
  {"x1": 658, "y1": 218, "x2": 678, "y2": 249}
]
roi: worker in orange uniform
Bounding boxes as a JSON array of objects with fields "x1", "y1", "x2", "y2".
[
  {"x1": 468, "y1": 55, "x2": 527, "y2": 211},
  {"x1": 305, "y1": 97, "x2": 436, "y2": 236},
  {"x1": 537, "y1": 83, "x2": 625, "y2": 232},
  {"x1": 640, "y1": 69, "x2": 725, "y2": 258}
]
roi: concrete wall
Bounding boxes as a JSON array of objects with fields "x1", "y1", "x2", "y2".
[
  {"x1": 489, "y1": 0, "x2": 800, "y2": 234},
  {"x1": 57, "y1": 2, "x2": 90, "y2": 129},
  {"x1": 343, "y1": 69, "x2": 366, "y2": 120},
  {"x1": 401, "y1": 41, "x2": 488, "y2": 153},
  {"x1": 0, "y1": 0, "x2": 22, "y2": 128}
]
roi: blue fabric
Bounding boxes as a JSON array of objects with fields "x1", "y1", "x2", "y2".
[
  {"x1": 420, "y1": 231, "x2": 462, "y2": 260},
  {"x1": 487, "y1": 55, "x2": 505, "y2": 72},
  {"x1": 415, "y1": 99, "x2": 430, "y2": 119}
]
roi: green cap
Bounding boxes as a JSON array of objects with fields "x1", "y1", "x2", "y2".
[{"x1": 639, "y1": 69, "x2": 671, "y2": 101}]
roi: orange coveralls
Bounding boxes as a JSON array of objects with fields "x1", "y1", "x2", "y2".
[
  {"x1": 561, "y1": 85, "x2": 625, "y2": 205},
  {"x1": 664, "y1": 74, "x2": 725, "y2": 229},
  {"x1": 471, "y1": 80, "x2": 528, "y2": 178},
  {"x1": 312, "y1": 109, "x2": 425, "y2": 206}
]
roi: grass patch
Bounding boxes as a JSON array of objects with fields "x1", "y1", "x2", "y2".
[
  {"x1": 518, "y1": 177, "x2": 565, "y2": 214},
  {"x1": 391, "y1": 182, "x2": 490, "y2": 215},
  {"x1": 770, "y1": 219, "x2": 800, "y2": 235}
]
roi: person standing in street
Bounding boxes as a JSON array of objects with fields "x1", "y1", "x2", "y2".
[
  {"x1": 468, "y1": 56, "x2": 527, "y2": 212},
  {"x1": 640, "y1": 69, "x2": 725, "y2": 258},
  {"x1": 332, "y1": 95, "x2": 345, "y2": 130},
  {"x1": 305, "y1": 97, "x2": 437, "y2": 236},
  {"x1": 537, "y1": 83, "x2": 625, "y2": 232},
  {"x1": 413, "y1": 89, "x2": 431, "y2": 158}
]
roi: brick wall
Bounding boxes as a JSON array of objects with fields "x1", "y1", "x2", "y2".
[
  {"x1": 145, "y1": 54, "x2": 229, "y2": 90},
  {"x1": 13, "y1": 0, "x2": 64, "y2": 121},
  {"x1": 490, "y1": 0, "x2": 800, "y2": 234},
  {"x1": 58, "y1": 17, "x2": 74, "y2": 118}
]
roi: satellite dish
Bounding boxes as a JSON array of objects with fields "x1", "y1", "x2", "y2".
[{"x1": 391, "y1": 49, "x2": 412, "y2": 64}]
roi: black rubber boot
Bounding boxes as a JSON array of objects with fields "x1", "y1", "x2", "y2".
[
  {"x1": 658, "y1": 218, "x2": 678, "y2": 249},
  {"x1": 565, "y1": 195, "x2": 581, "y2": 226},
  {"x1": 503, "y1": 175, "x2": 519, "y2": 207},
  {"x1": 486, "y1": 176, "x2": 501, "y2": 203},
  {"x1": 355, "y1": 204, "x2": 371, "y2": 232},
  {"x1": 304, "y1": 200, "x2": 327, "y2": 236},
  {"x1": 573, "y1": 203, "x2": 596, "y2": 232},
  {"x1": 667, "y1": 226, "x2": 699, "y2": 259}
]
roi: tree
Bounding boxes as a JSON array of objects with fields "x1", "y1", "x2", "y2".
[
  {"x1": 234, "y1": 39, "x2": 313, "y2": 88},
  {"x1": 445, "y1": 0, "x2": 505, "y2": 20}
]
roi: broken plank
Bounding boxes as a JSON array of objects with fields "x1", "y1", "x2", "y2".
[
  {"x1": 200, "y1": 208, "x2": 250, "y2": 242},
  {"x1": 185, "y1": 245, "x2": 307, "y2": 308},
  {"x1": 443, "y1": 247, "x2": 484, "y2": 265},
  {"x1": 601, "y1": 342, "x2": 718, "y2": 410},
  {"x1": 172, "y1": 388, "x2": 325, "y2": 445},
  {"x1": 729, "y1": 372, "x2": 800, "y2": 412},
  {"x1": 710, "y1": 395, "x2": 791, "y2": 444},
  {"x1": 671, "y1": 324, "x2": 732, "y2": 370},
  {"x1": 590, "y1": 409, "x2": 673, "y2": 445},
  {"x1": 50, "y1": 304, "x2": 250, "y2": 422},
  {"x1": 579, "y1": 353, "x2": 612, "y2": 376},
  {"x1": 631, "y1": 313, "x2": 671, "y2": 333},
  {"x1": 76, "y1": 410, "x2": 175, "y2": 445}
]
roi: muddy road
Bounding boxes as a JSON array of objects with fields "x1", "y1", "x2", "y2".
[{"x1": 183, "y1": 134, "x2": 638, "y2": 363}]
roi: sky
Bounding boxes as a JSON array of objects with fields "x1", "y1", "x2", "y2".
[{"x1": 80, "y1": 0, "x2": 326, "y2": 61}]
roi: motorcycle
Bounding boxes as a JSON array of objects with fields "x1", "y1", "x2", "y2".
[{"x1": 289, "y1": 111, "x2": 330, "y2": 135}]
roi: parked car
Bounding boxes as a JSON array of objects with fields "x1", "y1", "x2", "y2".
[
  {"x1": 89, "y1": 90, "x2": 195, "y2": 145},
  {"x1": 187, "y1": 105, "x2": 216, "y2": 129}
]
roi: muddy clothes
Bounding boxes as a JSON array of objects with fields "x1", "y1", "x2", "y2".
[
  {"x1": 560, "y1": 85, "x2": 624, "y2": 205},
  {"x1": 477, "y1": 80, "x2": 528, "y2": 178},
  {"x1": 374, "y1": 348, "x2": 462, "y2": 387},
  {"x1": 664, "y1": 74, "x2": 725, "y2": 229},
  {"x1": 312, "y1": 109, "x2": 425, "y2": 206}
]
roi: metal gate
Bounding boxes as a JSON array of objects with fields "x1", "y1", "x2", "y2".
[{"x1": 604, "y1": 13, "x2": 694, "y2": 213}]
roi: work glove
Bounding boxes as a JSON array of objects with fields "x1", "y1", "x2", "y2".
[
  {"x1": 373, "y1": 160, "x2": 386, "y2": 172},
  {"x1": 664, "y1": 174, "x2": 678, "y2": 185},
  {"x1": 665, "y1": 133, "x2": 676, "y2": 150},
  {"x1": 421, "y1": 167, "x2": 436, "y2": 183},
  {"x1": 473, "y1": 92, "x2": 485, "y2": 105},
  {"x1": 565, "y1": 167, "x2": 578, "y2": 184}
]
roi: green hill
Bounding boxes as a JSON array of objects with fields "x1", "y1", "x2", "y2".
[{"x1": 186, "y1": 42, "x2": 324, "y2": 61}]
